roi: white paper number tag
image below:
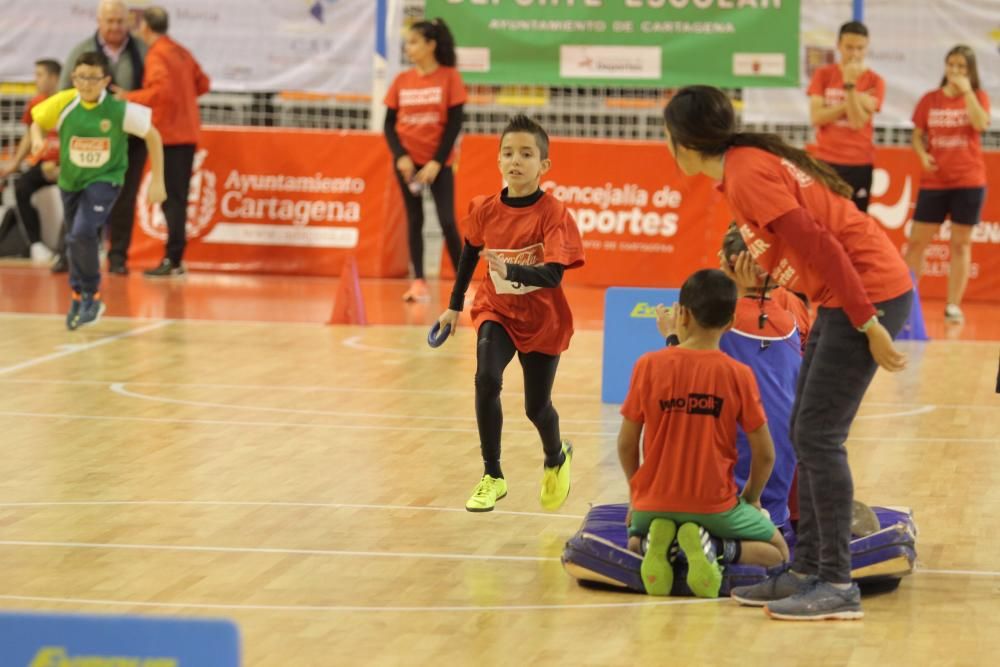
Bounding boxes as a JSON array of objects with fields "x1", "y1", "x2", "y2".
[{"x1": 69, "y1": 136, "x2": 111, "y2": 168}]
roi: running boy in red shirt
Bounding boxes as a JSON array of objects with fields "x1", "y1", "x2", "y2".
[
  {"x1": 619, "y1": 269, "x2": 789, "y2": 598},
  {"x1": 435, "y1": 114, "x2": 585, "y2": 513}
]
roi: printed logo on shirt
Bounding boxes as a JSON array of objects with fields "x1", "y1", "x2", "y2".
[
  {"x1": 489, "y1": 243, "x2": 544, "y2": 296},
  {"x1": 780, "y1": 159, "x2": 813, "y2": 188},
  {"x1": 399, "y1": 87, "x2": 443, "y2": 106},
  {"x1": 659, "y1": 393, "x2": 724, "y2": 418},
  {"x1": 738, "y1": 224, "x2": 771, "y2": 260},
  {"x1": 68, "y1": 136, "x2": 111, "y2": 168},
  {"x1": 928, "y1": 108, "x2": 970, "y2": 129},
  {"x1": 400, "y1": 111, "x2": 441, "y2": 126},
  {"x1": 100, "y1": 118, "x2": 111, "y2": 133}
]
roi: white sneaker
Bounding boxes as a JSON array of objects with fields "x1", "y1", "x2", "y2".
[
  {"x1": 944, "y1": 304, "x2": 964, "y2": 323},
  {"x1": 29, "y1": 242, "x2": 54, "y2": 264}
]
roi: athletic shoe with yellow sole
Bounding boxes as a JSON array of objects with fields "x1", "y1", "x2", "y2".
[
  {"x1": 466, "y1": 475, "x2": 508, "y2": 512},
  {"x1": 641, "y1": 518, "x2": 677, "y2": 596},
  {"x1": 677, "y1": 522, "x2": 723, "y2": 598},
  {"x1": 539, "y1": 440, "x2": 573, "y2": 511}
]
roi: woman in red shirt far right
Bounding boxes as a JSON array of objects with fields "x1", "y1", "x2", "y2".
[{"x1": 904, "y1": 45, "x2": 991, "y2": 324}]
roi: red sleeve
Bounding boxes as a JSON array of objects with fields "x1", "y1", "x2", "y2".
[
  {"x1": 976, "y1": 89, "x2": 990, "y2": 116},
  {"x1": 736, "y1": 364, "x2": 767, "y2": 433},
  {"x1": 770, "y1": 208, "x2": 877, "y2": 327},
  {"x1": 194, "y1": 58, "x2": 210, "y2": 96},
  {"x1": 542, "y1": 202, "x2": 585, "y2": 269},
  {"x1": 465, "y1": 204, "x2": 485, "y2": 246},
  {"x1": 127, "y1": 49, "x2": 167, "y2": 108},
  {"x1": 21, "y1": 101, "x2": 33, "y2": 126},
  {"x1": 384, "y1": 74, "x2": 401, "y2": 109},
  {"x1": 448, "y1": 68, "x2": 467, "y2": 106},
  {"x1": 620, "y1": 354, "x2": 649, "y2": 423},
  {"x1": 871, "y1": 74, "x2": 885, "y2": 111},
  {"x1": 912, "y1": 93, "x2": 931, "y2": 131},
  {"x1": 806, "y1": 68, "x2": 825, "y2": 97},
  {"x1": 725, "y1": 153, "x2": 800, "y2": 226}
]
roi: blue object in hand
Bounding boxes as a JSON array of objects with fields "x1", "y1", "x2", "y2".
[{"x1": 427, "y1": 322, "x2": 452, "y2": 348}]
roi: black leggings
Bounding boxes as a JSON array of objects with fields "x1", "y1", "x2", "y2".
[
  {"x1": 393, "y1": 164, "x2": 462, "y2": 279},
  {"x1": 475, "y1": 321, "x2": 563, "y2": 477}
]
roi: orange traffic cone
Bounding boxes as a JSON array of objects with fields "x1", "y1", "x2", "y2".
[{"x1": 328, "y1": 255, "x2": 367, "y2": 325}]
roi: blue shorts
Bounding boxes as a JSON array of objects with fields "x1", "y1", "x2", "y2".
[{"x1": 913, "y1": 187, "x2": 986, "y2": 226}]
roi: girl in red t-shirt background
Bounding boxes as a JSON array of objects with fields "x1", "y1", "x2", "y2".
[
  {"x1": 434, "y1": 115, "x2": 585, "y2": 514},
  {"x1": 904, "y1": 45, "x2": 991, "y2": 324},
  {"x1": 384, "y1": 19, "x2": 467, "y2": 302},
  {"x1": 662, "y1": 85, "x2": 912, "y2": 621}
]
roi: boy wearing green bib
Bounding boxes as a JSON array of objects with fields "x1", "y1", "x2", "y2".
[{"x1": 31, "y1": 51, "x2": 165, "y2": 330}]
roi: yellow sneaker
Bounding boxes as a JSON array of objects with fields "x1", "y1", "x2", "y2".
[
  {"x1": 641, "y1": 518, "x2": 677, "y2": 596},
  {"x1": 539, "y1": 441, "x2": 573, "y2": 511},
  {"x1": 466, "y1": 475, "x2": 508, "y2": 512}
]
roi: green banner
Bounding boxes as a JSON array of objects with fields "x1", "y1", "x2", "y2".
[{"x1": 426, "y1": 0, "x2": 799, "y2": 88}]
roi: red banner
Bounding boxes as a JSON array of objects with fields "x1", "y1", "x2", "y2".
[
  {"x1": 454, "y1": 136, "x2": 998, "y2": 302},
  {"x1": 129, "y1": 128, "x2": 408, "y2": 278},
  {"x1": 869, "y1": 146, "x2": 1000, "y2": 302}
]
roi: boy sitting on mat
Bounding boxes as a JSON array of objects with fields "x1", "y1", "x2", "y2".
[{"x1": 617, "y1": 268, "x2": 789, "y2": 597}]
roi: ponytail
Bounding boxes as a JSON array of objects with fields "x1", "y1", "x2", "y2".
[{"x1": 728, "y1": 133, "x2": 854, "y2": 199}]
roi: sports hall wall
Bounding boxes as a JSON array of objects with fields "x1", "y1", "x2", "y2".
[{"x1": 0, "y1": 0, "x2": 997, "y2": 301}]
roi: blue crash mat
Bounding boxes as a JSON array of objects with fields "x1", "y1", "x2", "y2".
[{"x1": 562, "y1": 503, "x2": 916, "y2": 596}]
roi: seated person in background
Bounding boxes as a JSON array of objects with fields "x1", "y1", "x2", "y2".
[
  {"x1": 618, "y1": 268, "x2": 789, "y2": 599},
  {"x1": 0, "y1": 59, "x2": 62, "y2": 265}
]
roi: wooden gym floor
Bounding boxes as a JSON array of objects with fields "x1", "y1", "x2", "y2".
[{"x1": 0, "y1": 262, "x2": 998, "y2": 666}]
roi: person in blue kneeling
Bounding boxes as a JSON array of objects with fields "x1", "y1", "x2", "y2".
[{"x1": 618, "y1": 268, "x2": 789, "y2": 598}]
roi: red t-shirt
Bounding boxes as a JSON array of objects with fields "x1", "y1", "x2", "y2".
[
  {"x1": 384, "y1": 66, "x2": 467, "y2": 166},
  {"x1": 621, "y1": 347, "x2": 766, "y2": 514},
  {"x1": 23, "y1": 94, "x2": 60, "y2": 164},
  {"x1": 807, "y1": 64, "x2": 885, "y2": 166},
  {"x1": 465, "y1": 192, "x2": 585, "y2": 355},
  {"x1": 912, "y1": 88, "x2": 991, "y2": 189},
  {"x1": 721, "y1": 147, "x2": 912, "y2": 313}
]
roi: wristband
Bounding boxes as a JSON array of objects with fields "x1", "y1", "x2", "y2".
[{"x1": 856, "y1": 315, "x2": 878, "y2": 333}]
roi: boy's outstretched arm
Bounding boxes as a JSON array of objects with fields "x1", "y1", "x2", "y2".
[
  {"x1": 143, "y1": 125, "x2": 167, "y2": 205},
  {"x1": 617, "y1": 417, "x2": 642, "y2": 483},
  {"x1": 742, "y1": 422, "x2": 775, "y2": 508}
]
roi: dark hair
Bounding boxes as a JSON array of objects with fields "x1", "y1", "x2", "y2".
[
  {"x1": 721, "y1": 221, "x2": 747, "y2": 267},
  {"x1": 34, "y1": 59, "x2": 61, "y2": 77},
  {"x1": 838, "y1": 21, "x2": 868, "y2": 40},
  {"x1": 939, "y1": 44, "x2": 980, "y2": 91},
  {"x1": 143, "y1": 6, "x2": 169, "y2": 34},
  {"x1": 74, "y1": 51, "x2": 111, "y2": 77},
  {"x1": 501, "y1": 114, "x2": 550, "y2": 160},
  {"x1": 663, "y1": 85, "x2": 853, "y2": 199},
  {"x1": 411, "y1": 18, "x2": 457, "y2": 67},
  {"x1": 679, "y1": 269, "x2": 737, "y2": 329}
]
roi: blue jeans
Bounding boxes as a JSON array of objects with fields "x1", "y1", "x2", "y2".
[{"x1": 61, "y1": 182, "x2": 121, "y2": 294}]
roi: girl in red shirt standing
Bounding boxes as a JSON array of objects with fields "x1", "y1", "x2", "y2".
[
  {"x1": 384, "y1": 19, "x2": 467, "y2": 302},
  {"x1": 435, "y1": 115, "x2": 584, "y2": 513},
  {"x1": 904, "y1": 45, "x2": 991, "y2": 324},
  {"x1": 663, "y1": 86, "x2": 912, "y2": 621}
]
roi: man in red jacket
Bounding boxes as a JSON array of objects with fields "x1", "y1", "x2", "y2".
[{"x1": 118, "y1": 6, "x2": 210, "y2": 278}]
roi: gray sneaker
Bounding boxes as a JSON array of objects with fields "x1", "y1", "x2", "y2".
[
  {"x1": 765, "y1": 580, "x2": 864, "y2": 621},
  {"x1": 730, "y1": 566, "x2": 816, "y2": 607}
]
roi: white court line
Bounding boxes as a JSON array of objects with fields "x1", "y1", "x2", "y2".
[
  {"x1": 0, "y1": 539, "x2": 560, "y2": 563},
  {"x1": 343, "y1": 334, "x2": 466, "y2": 359},
  {"x1": 0, "y1": 499, "x2": 585, "y2": 521},
  {"x1": 0, "y1": 409, "x2": 611, "y2": 437},
  {"x1": 0, "y1": 593, "x2": 724, "y2": 613},
  {"x1": 0, "y1": 321, "x2": 173, "y2": 376},
  {"x1": 916, "y1": 567, "x2": 1000, "y2": 578},
  {"x1": 1, "y1": 409, "x2": 997, "y2": 442},
  {"x1": 855, "y1": 405, "x2": 936, "y2": 420},
  {"x1": 0, "y1": 378, "x2": 601, "y2": 400},
  {"x1": 109, "y1": 383, "x2": 608, "y2": 424}
]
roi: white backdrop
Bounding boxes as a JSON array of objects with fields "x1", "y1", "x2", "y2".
[
  {"x1": 0, "y1": 0, "x2": 376, "y2": 93},
  {"x1": 743, "y1": 0, "x2": 1000, "y2": 127}
]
